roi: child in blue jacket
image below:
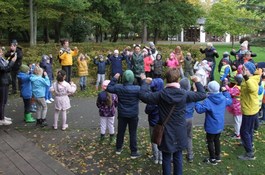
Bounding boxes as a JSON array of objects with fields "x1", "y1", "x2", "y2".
[
  {"x1": 145, "y1": 78, "x2": 164, "y2": 165},
  {"x1": 179, "y1": 77, "x2": 196, "y2": 163},
  {"x1": 195, "y1": 81, "x2": 232, "y2": 165},
  {"x1": 17, "y1": 65, "x2": 36, "y2": 123},
  {"x1": 40, "y1": 54, "x2": 54, "y2": 103},
  {"x1": 94, "y1": 55, "x2": 110, "y2": 90},
  {"x1": 30, "y1": 66, "x2": 50, "y2": 127}
]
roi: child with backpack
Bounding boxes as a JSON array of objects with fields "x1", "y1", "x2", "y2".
[
  {"x1": 40, "y1": 54, "x2": 54, "y2": 103},
  {"x1": 49, "y1": 70, "x2": 77, "y2": 130},
  {"x1": 17, "y1": 64, "x2": 36, "y2": 123},
  {"x1": 195, "y1": 81, "x2": 232, "y2": 165},
  {"x1": 145, "y1": 78, "x2": 164, "y2": 165},
  {"x1": 30, "y1": 66, "x2": 50, "y2": 127},
  {"x1": 94, "y1": 55, "x2": 110, "y2": 90},
  {"x1": 96, "y1": 80, "x2": 118, "y2": 144},
  {"x1": 77, "y1": 53, "x2": 90, "y2": 91}
]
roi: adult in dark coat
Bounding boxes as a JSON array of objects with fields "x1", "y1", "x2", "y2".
[
  {"x1": 5, "y1": 42, "x2": 23, "y2": 94},
  {"x1": 139, "y1": 68, "x2": 206, "y2": 175},
  {"x1": 200, "y1": 42, "x2": 219, "y2": 81},
  {"x1": 0, "y1": 48, "x2": 16, "y2": 125},
  {"x1": 230, "y1": 43, "x2": 257, "y2": 58}
]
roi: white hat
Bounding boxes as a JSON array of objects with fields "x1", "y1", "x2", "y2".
[
  {"x1": 207, "y1": 42, "x2": 213, "y2": 47},
  {"x1": 114, "y1": 50, "x2": 119, "y2": 54}
]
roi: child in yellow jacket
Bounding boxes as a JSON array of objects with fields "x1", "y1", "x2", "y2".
[{"x1": 77, "y1": 53, "x2": 90, "y2": 91}]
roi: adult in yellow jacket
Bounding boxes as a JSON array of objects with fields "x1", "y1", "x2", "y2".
[
  {"x1": 238, "y1": 62, "x2": 260, "y2": 161},
  {"x1": 59, "y1": 40, "x2": 78, "y2": 82},
  {"x1": 77, "y1": 53, "x2": 90, "y2": 91}
]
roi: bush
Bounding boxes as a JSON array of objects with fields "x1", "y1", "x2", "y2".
[
  {"x1": 17, "y1": 43, "x2": 204, "y2": 82},
  {"x1": 239, "y1": 36, "x2": 252, "y2": 44}
]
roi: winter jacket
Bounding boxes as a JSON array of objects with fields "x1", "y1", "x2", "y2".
[
  {"x1": 230, "y1": 49, "x2": 257, "y2": 58},
  {"x1": 225, "y1": 85, "x2": 242, "y2": 116},
  {"x1": 17, "y1": 72, "x2": 32, "y2": 99},
  {"x1": 200, "y1": 48, "x2": 219, "y2": 64},
  {"x1": 220, "y1": 65, "x2": 231, "y2": 81},
  {"x1": 185, "y1": 102, "x2": 195, "y2": 119},
  {"x1": 139, "y1": 81, "x2": 206, "y2": 153},
  {"x1": 145, "y1": 104, "x2": 159, "y2": 127},
  {"x1": 124, "y1": 50, "x2": 151, "y2": 78},
  {"x1": 40, "y1": 56, "x2": 54, "y2": 81},
  {"x1": 59, "y1": 48, "x2": 78, "y2": 66},
  {"x1": 30, "y1": 74, "x2": 50, "y2": 98},
  {"x1": 150, "y1": 50, "x2": 158, "y2": 61},
  {"x1": 29, "y1": 64, "x2": 35, "y2": 74},
  {"x1": 241, "y1": 73, "x2": 261, "y2": 115},
  {"x1": 167, "y1": 58, "x2": 179, "y2": 68},
  {"x1": 232, "y1": 59, "x2": 241, "y2": 70},
  {"x1": 5, "y1": 47, "x2": 23, "y2": 71},
  {"x1": 171, "y1": 52, "x2": 184, "y2": 68},
  {"x1": 195, "y1": 91, "x2": 232, "y2": 134},
  {"x1": 184, "y1": 56, "x2": 196, "y2": 72},
  {"x1": 107, "y1": 53, "x2": 127, "y2": 76},
  {"x1": 0, "y1": 59, "x2": 14, "y2": 86},
  {"x1": 153, "y1": 54, "x2": 167, "y2": 75},
  {"x1": 77, "y1": 57, "x2": 90, "y2": 77},
  {"x1": 144, "y1": 57, "x2": 153, "y2": 72},
  {"x1": 218, "y1": 58, "x2": 233, "y2": 73},
  {"x1": 94, "y1": 58, "x2": 110, "y2": 74},
  {"x1": 96, "y1": 91, "x2": 118, "y2": 117},
  {"x1": 106, "y1": 77, "x2": 140, "y2": 118}
]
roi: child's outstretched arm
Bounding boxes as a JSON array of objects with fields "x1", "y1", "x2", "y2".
[
  {"x1": 49, "y1": 54, "x2": 53, "y2": 65},
  {"x1": 186, "y1": 76, "x2": 206, "y2": 103},
  {"x1": 195, "y1": 100, "x2": 208, "y2": 114},
  {"x1": 42, "y1": 72, "x2": 51, "y2": 86},
  {"x1": 106, "y1": 73, "x2": 119, "y2": 94},
  {"x1": 220, "y1": 67, "x2": 230, "y2": 81},
  {"x1": 67, "y1": 81, "x2": 77, "y2": 94},
  {"x1": 94, "y1": 56, "x2": 99, "y2": 65},
  {"x1": 105, "y1": 57, "x2": 110, "y2": 65},
  {"x1": 225, "y1": 84, "x2": 240, "y2": 97}
]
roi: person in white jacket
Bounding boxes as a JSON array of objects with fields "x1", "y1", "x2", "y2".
[{"x1": 194, "y1": 60, "x2": 212, "y2": 87}]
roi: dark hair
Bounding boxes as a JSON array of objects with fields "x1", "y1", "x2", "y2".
[
  {"x1": 165, "y1": 68, "x2": 180, "y2": 83},
  {"x1": 27, "y1": 62, "x2": 33, "y2": 66},
  {"x1": 10, "y1": 43, "x2": 16, "y2": 47},
  {"x1": 57, "y1": 70, "x2": 66, "y2": 82},
  {"x1": 106, "y1": 91, "x2": 113, "y2": 107},
  {"x1": 60, "y1": 39, "x2": 68, "y2": 46}
]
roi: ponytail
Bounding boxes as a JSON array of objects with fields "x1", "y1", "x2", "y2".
[{"x1": 106, "y1": 91, "x2": 113, "y2": 107}]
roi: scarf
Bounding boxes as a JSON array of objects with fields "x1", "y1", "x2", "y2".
[
  {"x1": 151, "y1": 48, "x2": 156, "y2": 54},
  {"x1": 165, "y1": 82, "x2": 180, "y2": 89},
  {"x1": 239, "y1": 49, "x2": 248, "y2": 55},
  {"x1": 60, "y1": 46, "x2": 71, "y2": 54}
]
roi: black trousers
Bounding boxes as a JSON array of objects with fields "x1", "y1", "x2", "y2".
[
  {"x1": 145, "y1": 72, "x2": 152, "y2": 78},
  {"x1": 206, "y1": 133, "x2": 221, "y2": 159},
  {"x1": 0, "y1": 85, "x2": 9, "y2": 120},
  {"x1": 11, "y1": 70, "x2": 19, "y2": 93},
  {"x1": 23, "y1": 98, "x2": 31, "y2": 114},
  {"x1": 62, "y1": 66, "x2": 72, "y2": 83},
  {"x1": 133, "y1": 77, "x2": 142, "y2": 86}
]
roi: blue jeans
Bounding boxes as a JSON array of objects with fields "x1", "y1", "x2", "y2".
[
  {"x1": 79, "y1": 76, "x2": 87, "y2": 86},
  {"x1": 240, "y1": 113, "x2": 257, "y2": 153},
  {"x1": 210, "y1": 64, "x2": 215, "y2": 81},
  {"x1": 116, "y1": 116, "x2": 139, "y2": 152},
  {"x1": 45, "y1": 80, "x2": 52, "y2": 100},
  {"x1": 260, "y1": 103, "x2": 265, "y2": 121},
  {"x1": 162, "y1": 151, "x2": 183, "y2": 175}
]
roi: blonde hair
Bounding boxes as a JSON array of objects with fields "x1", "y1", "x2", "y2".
[
  {"x1": 106, "y1": 91, "x2": 113, "y2": 107},
  {"x1": 186, "y1": 52, "x2": 191, "y2": 56},
  {"x1": 33, "y1": 66, "x2": 43, "y2": 76},
  {"x1": 207, "y1": 42, "x2": 213, "y2": 47}
]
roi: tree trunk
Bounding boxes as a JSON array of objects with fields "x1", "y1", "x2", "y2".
[
  {"x1": 33, "y1": 5, "x2": 37, "y2": 45},
  {"x1": 100, "y1": 26, "x2": 102, "y2": 42},
  {"x1": 153, "y1": 28, "x2": 159, "y2": 45},
  {"x1": 43, "y1": 27, "x2": 49, "y2": 43},
  {"x1": 141, "y1": 20, "x2": 147, "y2": 44},
  {"x1": 8, "y1": 29, "x2": 16, "y2": 43},
  {"x1": 112, "y1": 27, "x2": 119, "y2": 42},
  {"x1": 29, "y1": 0, "x2": 34, "y2": 46},
  {"x1": 125, "y1": 33, "x2": 129, "y2": 39},
  {"x1": 20, "y1": 31, "x2": 30, "y2": 43},
  {"x1": 54, "y1": 23, "x2": 61, "y2": 43},
  {"x1": 104, "y1": 32, "x2": 107, "y2": 40},
  {"x1": 232, "y1": 35, "x2": 234, "y2": 48},
  {"x1": 95, "y1": 26, "x2": 99, "y2": 43}
]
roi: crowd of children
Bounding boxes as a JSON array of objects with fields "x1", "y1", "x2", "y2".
[{"x1": 1, "y1": 40, "x2": 265, "y2": 174}]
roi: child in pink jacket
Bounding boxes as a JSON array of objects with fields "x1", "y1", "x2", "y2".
[
  {"x1": 167, "y1": 53, "x2": 179, "y2": 68},
  {"x1": 143, "y1": 48, "x2": 153, "y2": 78},
  {"x1": 224, "y1": 74, "x2": 243, "y2": 139}
]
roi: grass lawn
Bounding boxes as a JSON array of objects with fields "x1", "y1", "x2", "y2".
[{"x1": 19, "y1": 125, "x2": 265, "y2": 174}]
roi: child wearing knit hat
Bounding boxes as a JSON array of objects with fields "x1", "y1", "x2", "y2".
[
  {"x1": 224, "y1": 74, "x2": 243, "y2": 139},
  {"x1": 195, "y1": 81, "x2": 232, "y2": 165},
  {"x1": 17, "y1": 64, "x2": 36, "y2": 123},
  {"x1": 96, "y1": 80, "x2": 118, "y2": 144}
]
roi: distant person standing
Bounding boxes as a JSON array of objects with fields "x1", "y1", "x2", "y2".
[
  {"x1": 59, "y1": 40, "x2": 78, "y2": 83},
  {"x1": 149, "y1": 42, "x2": 158, "y2": 78},
  {"x1": 5, "y1": 40, "x2": 23, "y2": 94}
]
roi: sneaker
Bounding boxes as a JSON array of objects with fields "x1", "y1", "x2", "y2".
[
  {"x1": 4, "y1": 116, "x2": 11, "y2": 121},
  {"x1": 159, "y1": 160, "x2": 162, "y2": 165},
  {"x1": 203, "y1": 158, "x2": 217, "y2": 165},
  {"x1": 95, "y1": 87, "x2": 98, "y2": 90},
  {"x1": 150, "y1": 156, "x2": 158, "y2": 164},
  {"x1": 0, "y1": 120, "x2": 12, "y2": 125},
  {"x1": 230, "y1": 133, "x2": 237, "y2": 138},
  {"x1": 187, "y1": 154, "x2": 193, "y2": 163},
  {"x1": 215, "y1": 156, "x2": 221, "y2": 163},
  {"x1": 231, "y1": 135, "x2": 241, "y2": 139},
  {"x1": 45, "y1": 100, "x2": 52, "y2": 104},
  {"x1": 62, "y1": 124, "x2": 68, "y2": 131},
  {"x1": 116, "y1": 148, "x2": 123, "y2": 155},
  {"x1": 53, "y1": 126, "x2": 57, "y2": 130},
  {"x1": 238, "y1": 153, "x2": 256, "y2": 160},
  {"x1": 33, "y1": 104, "x2": 37, "y2": 108},
  {"x1": 131, "y1": 151, "x2": 141, "y2": 159},
  {"x1": 101, "y1": 87, "x2": 104, "y2": 90},
  {"x1": 30, "y1": 107, "x2": 37, "y2": 112},
  {"x1": 49, "y1": 98, "x2": 54, "y2": 102},
  {"x1": 41, "y1": 119, "x2": 48, "y2": 127}
]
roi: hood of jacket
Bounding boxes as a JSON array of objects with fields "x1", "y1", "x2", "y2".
[
  {"x1": 98, "y1": 91, "x2": 107, "y2": 102},
  {"x1": 156, "y1": 53, "x2": 162, "y2": 60},
  {"x1": 30, "y1": 74, "x2": 42, "y2": 82},
  {"x1": 208, "y1": 92, "x2": 224, "y2": 105}
]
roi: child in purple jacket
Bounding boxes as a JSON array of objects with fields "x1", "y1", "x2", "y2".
[{"x1": 96, "y1": 80, "x2": 118, "y2": 144}]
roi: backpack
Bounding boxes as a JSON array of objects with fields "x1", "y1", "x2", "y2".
[{"x1": 57, "y1": 54, "x2": 61, "y2": 64}]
